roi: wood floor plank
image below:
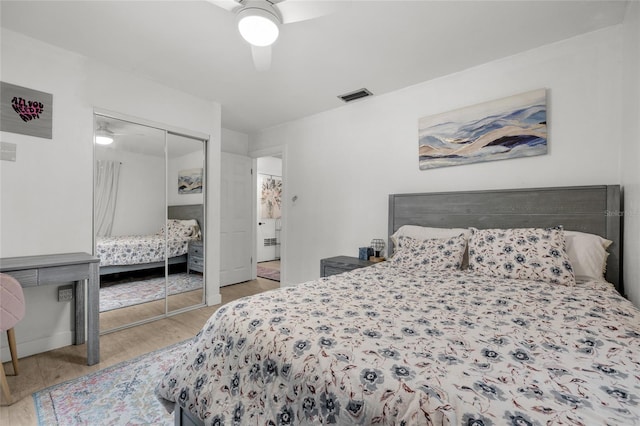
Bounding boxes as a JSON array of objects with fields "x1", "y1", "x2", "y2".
[{"x1": 0, "y1": 278, "x2": 279, "y2": 424}]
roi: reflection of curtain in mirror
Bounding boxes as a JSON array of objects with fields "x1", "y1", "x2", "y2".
[{"x1": 95, "y1": 160, "x2": 122, "y2": 237}]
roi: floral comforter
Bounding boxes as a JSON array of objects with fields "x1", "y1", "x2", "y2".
[
  {"x1": 97, "y1": 234, "x2": 193, "y2": 267},
  {"x1": 156, "y1": 263, "x2": 640, "y2": 425}
]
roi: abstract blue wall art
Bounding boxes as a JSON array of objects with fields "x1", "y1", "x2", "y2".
[{"x1": 418, "y1": 89, "x2": 547, "y2": 170}]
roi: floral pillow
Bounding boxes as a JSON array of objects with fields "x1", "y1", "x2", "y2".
[
  {"x1": 468, "y1": 227, "x2": 575, "y2": 286},
  {"x1": 390, "y1": 234, "x2": 467, "y2": 272},
  {"x1": 162, "y1": 219, "x2": 201, "y2": 240}
]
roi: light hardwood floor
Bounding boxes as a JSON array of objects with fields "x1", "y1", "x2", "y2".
[
  {"x1": 0, "y1": 278, "x2": 280, "y2": 425},
  {"x1": 258, "y1": 260, "x2": 280, "y2": 271},
  {"x1": 100, "y1": 288, "x2": 205, "y2": 331}
]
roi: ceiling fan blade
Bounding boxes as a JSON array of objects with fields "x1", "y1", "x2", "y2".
[
  {"x1": 251, "y1": 45, "x2": 272, "y2": 71},
  {"x1": 206, "y1": 0, "x2": 242, "y2": 12},
  {"x1": 277, "y1": 0, "x2": 347, "y2": 24}
]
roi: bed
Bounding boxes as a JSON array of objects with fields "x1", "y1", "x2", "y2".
[
  {"x1": 98, "y1": 204, "x2": 204, "y2": 275},
  {"x1": 157, "y1": 185, "x2": 640, "y2": 425}
]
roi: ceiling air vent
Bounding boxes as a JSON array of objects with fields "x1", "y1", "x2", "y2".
[{"x1": 338, "y1": 88, "x2": 373, "y2": 103}]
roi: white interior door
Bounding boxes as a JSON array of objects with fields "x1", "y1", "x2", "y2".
[{"x1": 220, "y1": 153, "x2": 253, "y2": 286}]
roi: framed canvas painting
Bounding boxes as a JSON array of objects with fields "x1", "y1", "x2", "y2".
[
  {"x1": 418, "y1": 89, "x2": 547, "y2": 170},
  {"x1": 178, "y1": 168, "x2": 203, "y2": 194}
]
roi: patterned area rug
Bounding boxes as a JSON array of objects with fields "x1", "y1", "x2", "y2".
[
  {"x1": 257, "y1": 265, "x2": 280, "y2": 282},
  {"x1": 100, "y1": 273, "x2": 202, "y2": 312},
  {"x1": 33, "y1": 340, "x2": 190, "y2": 426}
]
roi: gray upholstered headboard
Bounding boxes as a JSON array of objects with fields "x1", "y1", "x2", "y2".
[
  {"x1": 168, "y1": 204, "x2": 204, "y2": 239},
  {"x1": 388, "y1": 185, "x2": 623, "y2": 295}
]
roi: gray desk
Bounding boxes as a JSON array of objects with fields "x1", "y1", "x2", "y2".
[{"x1": 0, "y1": 252, "x2": 100, "y2": 365}]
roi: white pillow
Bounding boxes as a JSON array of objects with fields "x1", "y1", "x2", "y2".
[{"x1": 564, "y1": 230, "x2": 612, "y2": 283}]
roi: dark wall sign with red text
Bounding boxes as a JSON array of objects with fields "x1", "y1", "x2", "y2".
[{"x1": 0, "y1": 82, "x2": 53, "y2": 139}]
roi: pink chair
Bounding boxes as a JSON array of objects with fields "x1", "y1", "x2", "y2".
[{"x1": 0, "y1": 273, "x2": 25, "y2": 405}]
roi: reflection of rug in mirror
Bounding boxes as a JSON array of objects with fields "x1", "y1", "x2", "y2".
[
  {"x1": 33, "y1": 340, "x2": 190, "y2": 425},
  {"x1": 100, "y1": 273, "x2": 203, "y2": 312},
  {"x1": 257, "y1": 265, "x2": 280, "y2": 282}
]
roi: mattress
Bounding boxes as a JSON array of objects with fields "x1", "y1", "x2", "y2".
[
  {"x1": 96, "y1": 234, "x2": 193, "y2": 267},
  {"x1": 156, "y1": 263, "x2": 640, "y2": 424}
]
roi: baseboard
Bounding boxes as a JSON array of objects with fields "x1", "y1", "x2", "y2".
[
  {"x1": 1, "y1": 331, "x2": 73, "y2": 363},
  {"x1": 206, "y1": 292, "x2": 221, "y2": 306}
]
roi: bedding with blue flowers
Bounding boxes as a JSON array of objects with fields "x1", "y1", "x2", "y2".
[
  {"x1": 97, "y1": 220, "x2": 201, "y2": 267},
  {"x1": 468, "y1": 227, "x2": 576, "y2": 286},
  {"x1": 157, "y1": 262, "x2": 639, "y2": 425},
  {"x1": 390, "y1": 234, "x2": 467, "y2": 272}
]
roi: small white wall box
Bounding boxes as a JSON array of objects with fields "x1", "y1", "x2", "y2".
[{"x1": 1, "y1": 142, "x2": 16, "y2": 161}]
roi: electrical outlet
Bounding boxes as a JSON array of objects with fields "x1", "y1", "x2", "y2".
[{"x1": 58, "y1": 285, "x2": 73, "y2": 302}]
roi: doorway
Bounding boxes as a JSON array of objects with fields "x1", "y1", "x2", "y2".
[{"x1": 256, "y1": 155, "x2": 282, "y2": 283}]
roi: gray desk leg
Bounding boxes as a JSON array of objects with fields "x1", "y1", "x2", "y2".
[
  {"x1": 74, "y1": 279, "x2": 85, "y2": 345},
  {"x1": 87, "y1": 262, "x2": 100, "y2": 365}
]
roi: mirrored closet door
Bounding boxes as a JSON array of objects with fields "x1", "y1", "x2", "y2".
[
  {"x1": 167, "y1": 133, "x2": 205, "y2": 313},
  {"x1": 94, "y1": 112, "x2": 206, "y2": 333}
]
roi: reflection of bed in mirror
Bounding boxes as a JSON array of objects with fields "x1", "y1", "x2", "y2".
[{"x1": 97, "y1": 204, "x2": 204, "y2": 276}]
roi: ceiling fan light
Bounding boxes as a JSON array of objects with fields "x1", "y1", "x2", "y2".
[
  {"x1": 95, "y1": 135, "x2": 114, "y2": 145},
  {"x1": 237, "y1": 7, "x2": 280, "y2": 47}
]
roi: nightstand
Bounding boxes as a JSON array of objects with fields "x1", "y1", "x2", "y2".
[
  {"x1": 320, "y1": 256, "x2": 374, "y2": 277},
  {"x1": 188, "y1": 240, "x2": 204, "y2": 274}
]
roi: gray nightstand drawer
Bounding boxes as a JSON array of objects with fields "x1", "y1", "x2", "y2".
[
  {"x1": 320, "y1": 256, "x2": 374, "y2": 277},
  {"x1": 189, "y1": 256, "x2": 204, "y2": 270},
  {"x1": 189, "y1": 244, "x2": 203, "y2": 258},
  {"x1": 323, "y1": 266, "x2": 349, "y2": 277},
  {"x1": 188, "y1": 241, "x2": 204, "y2": 273}
]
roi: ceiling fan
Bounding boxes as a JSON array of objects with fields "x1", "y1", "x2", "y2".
[
  {"x1": 95, "y1": 120, "x2": 146, "y2": 145},
  {"x1": 95, "y1": 124, "x2": 116, "y2": 145},
  {"x1": 208, "y1": 0, "x2": 344, "y2": 71}
]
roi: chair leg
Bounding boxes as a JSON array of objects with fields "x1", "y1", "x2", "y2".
[
  {"x1": 7, "y1": 328, "x2": 18, "y2": 375},
  {"x1": 0, "y1": 362, "x2": 12, "y2": 405}
]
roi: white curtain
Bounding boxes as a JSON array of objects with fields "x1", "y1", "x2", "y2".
[{"x1": 95, "y1": 160, "x2": 121, "y2": 237}]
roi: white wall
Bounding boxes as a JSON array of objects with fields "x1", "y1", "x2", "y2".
[
  {"x1": 257, "y1": 156, "x2": 282, "y2": 177},
  {"x1": 96, "y1": 147, "x2": 166, "y2": 235},
  {"x1": 0, "y1": 29, "x2": 222, "y2": 360},
  {"x1": 251, "y1": 27, "x2": 632, "y2": 300},
  {"x1": 620, "y1": 1, "x2": 640, "y2": 306},
  {"x1": 222, "y1": 127, "x2": 249, "y2": 155}
]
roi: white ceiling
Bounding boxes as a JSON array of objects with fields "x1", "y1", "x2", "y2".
[{"x1": 0, "y1": 1, "x2": 629, "y2": 135}]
